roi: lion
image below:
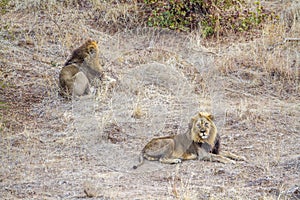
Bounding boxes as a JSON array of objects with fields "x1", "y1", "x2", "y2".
[
  {"x1": 64, "y1": 39, "x2": 102, "y2": 67},
  {"x1": 59, "y1": 39, "x2": 104, "y2": 98},
  {"x1": 133, "y1": 112, "x2": 246, "y2": 169}
]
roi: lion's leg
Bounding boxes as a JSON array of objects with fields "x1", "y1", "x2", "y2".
[
  {"x1": 210, "y1": 154, "x2": 236, "y2": 164},
  {"x1": 64, "y1": 79, "x2": 74, "y2": 96},
  {"x1": 160, "y1": 149, "x2": 198, "y2": 163},
  {"x1": 142, "y1": 138, "x2": 180, "y2": 164},
  {"x1": 197, "y1": 147, "x2": 212, "y2": 161},
  {"x1": 158, "y1": 141, "x2": 183, "y2": 164},
  {"x1": 73, "y1": 71, "x2": 90, "y2": 96},
  {"x1": 197, "y1": 148, "x2": 235, "y2": 164},
  {"x1": 159, "y1": 148, "x2": 182, "y2": 164},
  {"x1": 220, "y1": 151, "x2": 247, "y2": 161},
  {"x1": 182, "y1": 152, "x2": 198, "y2": 160}
]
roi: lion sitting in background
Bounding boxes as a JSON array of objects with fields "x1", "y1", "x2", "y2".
[
  {"x1": 133, "y1": 112, "x2": 246, "y2": 169},
  {"x1": 59, "y1": 39, "x2": 105, "y2": 98}
]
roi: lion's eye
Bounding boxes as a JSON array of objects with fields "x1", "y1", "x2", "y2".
[{"x1": 205, "y1": 123, "x2": 209, "y2": 127}]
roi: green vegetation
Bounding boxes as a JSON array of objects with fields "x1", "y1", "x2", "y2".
[
  {"x1": 3, "y1": 0, "x2": 278, "y2": 37},
  {"x1": 0, "y1": 101, "x2": 7, "y2": 109},
  {"x1": 140, "y1": 0, "x2": 277, "y2": 37},
  {"x1": 0, "y1": 101, "x2": 7, "y2": 132},
  {"x1": 0, "y1": 0, "x2": 10, "y2": 14},
  {"x1": 0, "y1": 81, "x2": 8, "y2": 110}
]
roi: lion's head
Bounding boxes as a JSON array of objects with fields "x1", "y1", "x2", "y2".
[
  {"x1": 84, "y1": 39, "x2": 99, "y2": 56},
  {"x1": 64, "y1": 39, "x2": 99, "y2": 66},
  {"x1": 189, "y1": 112, "x2": 217, "y2": 146},
  {"x1": 81, "y1": 39, "x2": 103, "y2": 74}
]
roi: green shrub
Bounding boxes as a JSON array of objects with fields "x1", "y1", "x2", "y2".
[
  {"x1": 0, "y1": 0, "x2": 10, "y2": 14},
  {"x1": 140, "y1": 0, "x2": 277, "y2": 37}
]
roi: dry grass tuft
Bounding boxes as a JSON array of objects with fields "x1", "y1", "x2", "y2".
[
  {"x1": 131, "y1": 104, "x2": 144, "y2": 119},
  {"x1": 1, "y1": 1, "x2": 299, "y2": 199}
]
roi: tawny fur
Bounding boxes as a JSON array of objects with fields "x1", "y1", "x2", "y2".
[
  {"x1": 133, "y1": 112, "x2": 246, "y2": 169},
  {"x1": 64, "y1": 39, "x2": 100, "y2": 67},
  {"x1": 59, "y1": 39, "x2": 104, "y2": 98}
]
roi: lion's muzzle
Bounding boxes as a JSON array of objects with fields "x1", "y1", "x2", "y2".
[{"x1": 199, "y1": 130, "x2": 209, "y2": 139}]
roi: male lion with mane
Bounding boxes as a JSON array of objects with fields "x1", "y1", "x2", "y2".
[
  {"x1": 59, "y1": 39, "x2": 104, "y2": 98},
  {"x1": 133, "y1": 112, "x2": 246, "y2": 169}
]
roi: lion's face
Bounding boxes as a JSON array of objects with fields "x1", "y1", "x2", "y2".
[
  {"x1": 192, "y1": 117, "x2": 212, "y2": 140},
  {"x1": 85, "y1": 40, "x2": 99, "y2": 55},
  {"x1": 190, "y1": 112, "x2": 215, "y2": 143}
]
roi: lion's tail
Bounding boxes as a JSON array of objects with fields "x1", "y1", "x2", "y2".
[{"x1": 132, "y1": 153, "x2": 145, "y2": 169}]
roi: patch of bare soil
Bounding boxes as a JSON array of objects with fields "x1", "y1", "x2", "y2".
[{"x1": 1, "y1": 1, "x2": 299, "y2": 199}]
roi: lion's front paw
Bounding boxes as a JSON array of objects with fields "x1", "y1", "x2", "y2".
[
  {"x1": 220, "y1": 157, "x2": 236, "y2": 164},
  {"x1": 228, "y1": 159, "x2": 236, "y2": 164},
  {"x1": 173, "y1": 159, "x2": 182, "y2": 164},
  {"x1": 159, "y1": 158, "x2": 182, "y2": 164}
]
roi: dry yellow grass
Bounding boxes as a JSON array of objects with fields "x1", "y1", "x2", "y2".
[{"x1": 1, "y1": 1, "x2": 299, "y2": 199}]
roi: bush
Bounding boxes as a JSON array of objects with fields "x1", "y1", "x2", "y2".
[
  {"x1": 140, "y1": 0, "x2": 277, "y2": 37},
  {"x1": 0, "y1": 0, "x2": 10, "y2": 14}
]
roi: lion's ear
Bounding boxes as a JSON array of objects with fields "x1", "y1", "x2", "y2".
[
  {"x1": 189, "y1": 116, "x2": 197, "y2": 129},
  {"x1": 198, "y1": 112, "x2": 214, "y2": 121},
  {"x1": 207, "y1": 114, "x2": 214, "y2": 121}
]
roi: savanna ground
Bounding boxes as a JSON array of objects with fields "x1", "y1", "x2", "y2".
[{"x1": 0, "y1": 0, "x2": 299, "y2": 199}]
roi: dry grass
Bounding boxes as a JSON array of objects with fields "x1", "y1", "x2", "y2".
[
  {"x1": 215, "y1": 1, "x2": 299, "y2": 96},
  {"x1": 1, "y1": 0, "x2": 299, "y2": 199}
]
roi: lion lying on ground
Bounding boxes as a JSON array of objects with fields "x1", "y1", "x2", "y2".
[
  {"x1": 133, "y1": 112, "x2": 246, "y2": 169},
  {"x1": 59, "y1": 39, "x2": 105, "y2": 98}
]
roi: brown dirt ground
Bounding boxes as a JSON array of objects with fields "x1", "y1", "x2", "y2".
[{"x1": 1, "y1": 1, "x2": 299, "y2": 199}]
